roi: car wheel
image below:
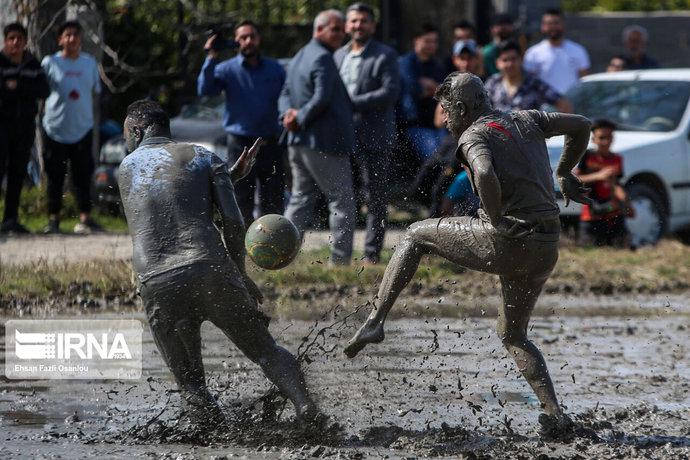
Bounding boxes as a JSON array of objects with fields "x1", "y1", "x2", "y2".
[
  {"x1": 676, "y1": 228, "x2": 690, "y2": 245},
  {"x1": 625, "y1": 183, "x2": 667, "y2": 247}
]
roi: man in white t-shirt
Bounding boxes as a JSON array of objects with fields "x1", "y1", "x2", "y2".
[
  {"x1": 524, "y1": 8, "x2": 590, "y2": 95},
  {"x1": 41, "y1": 20, "x2": 102, "y2": 235}
]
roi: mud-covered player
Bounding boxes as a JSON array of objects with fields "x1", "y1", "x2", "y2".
[
  {"x1": 345, "y1": 72, "x2": 592, "y2": 436},
  {"x1": 118, "y1": 100, "x2": 322, "y2": 427}
]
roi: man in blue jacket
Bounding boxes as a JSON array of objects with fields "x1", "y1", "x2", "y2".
[
  {"x1": 335, "y1": 3, "x2": 400, "y2": 264},
  {"x1": 197, "y1": 20, "x2": 286, "y2": 225},
  {"x1": 279, "y1": 9, "x2": 356, "y2": 265}
]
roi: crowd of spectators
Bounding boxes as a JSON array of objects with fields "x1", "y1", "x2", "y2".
[{"x1": 0, "y1": 5, "x2": 663, "y2": 252}]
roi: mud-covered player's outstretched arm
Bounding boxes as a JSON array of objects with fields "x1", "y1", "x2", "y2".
[
  {"x1": 529, "y1": 111, "x2": 592, "y2": 206},
  {"x1": 229, "y1": 137, "x2": 262, "y2": 184},
  {"x1": 210, "y1": 153, "x2": 264, "y2": 303}
]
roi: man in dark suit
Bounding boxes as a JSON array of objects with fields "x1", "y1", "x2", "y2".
[
  {"x1": 335, "y1": 3, "x2": 400, "y2": 265},
  {"x1": 279, "y1": 9, "x2": 356, "y2": 265}
]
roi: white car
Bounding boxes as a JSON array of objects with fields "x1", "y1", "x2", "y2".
[
  {"x1": 548, "y1": 69, "x2": 690, "y2": 246},
  {"x1": 169, "y1": 96, "x2": 227, "y2": 159}
]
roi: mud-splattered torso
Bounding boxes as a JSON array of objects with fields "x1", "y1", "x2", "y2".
[
  {"x1": 457, "y1": 109, "x2": 560, "y2": 220},
  {"x1": 118, "y1": 137, "x2": 240, "y2": 282}
]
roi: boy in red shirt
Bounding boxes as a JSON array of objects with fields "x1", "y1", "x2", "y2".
[{"x1": 574, "y1": 119, "x2": 632, "y2": 246}]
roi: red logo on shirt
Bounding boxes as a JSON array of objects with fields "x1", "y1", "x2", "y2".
[{"x1": 69, "y1": 89, "x2": 80, "y2": 100}]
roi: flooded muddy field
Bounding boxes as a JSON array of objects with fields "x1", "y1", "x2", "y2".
[{"x1": 1, "y1": 309, "x2": 689, "y2": 459}]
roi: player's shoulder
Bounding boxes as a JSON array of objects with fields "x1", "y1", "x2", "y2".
[
  {"x1": 190, "y1": 143, "x2": 215, "y2": 157},
  {"x1": 459, "y1": 121, "x2": 492, "y2": 146},
  {"x1": 190, "y1": 143, "x2": 226, "y2": 167}
]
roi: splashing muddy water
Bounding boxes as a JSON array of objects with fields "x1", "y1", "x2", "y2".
[{"x1": 1, "y1": 311, "x2": 689, "y2": 458}]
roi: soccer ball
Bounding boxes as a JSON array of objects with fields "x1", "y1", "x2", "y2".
[{"x1": 245, "y1": 214, "x2": 301, "y2": 270}]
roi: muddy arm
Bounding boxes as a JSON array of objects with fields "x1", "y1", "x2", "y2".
[
  {"x1": 530, "y1": 111, "x2": 591, "y2": 176},
  {"x1": 461, "y1": 140, "x2": 502, "y2": 224},
  {"x1": 211, "y1": 157, "x2": 247, "y2": 274},
  {"x1": 531, "y1": 111, "x2": 592, "y2": 205},
  {"x1": 471, "y1": 154, "x2": 503, "y2": 224}
]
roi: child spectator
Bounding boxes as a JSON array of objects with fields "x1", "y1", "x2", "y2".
[
  {"x1": 607, "y1": 55, "x2": 626, "y2": 72},
  {"x1": 574, "y1": 119, "x2": 633, "y2": 247}
]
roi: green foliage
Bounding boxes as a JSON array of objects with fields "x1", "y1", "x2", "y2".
[
  {"x1": 563, "y1": 0, "x2": 690, "y2": 11},
  {"x1": 102, "y1": 0, "x2": 355, "y2": 121},
  {"x1": 1, "y1": 185, "x2": 127, "y2": 233}
]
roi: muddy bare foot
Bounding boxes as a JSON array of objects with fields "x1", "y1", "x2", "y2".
[
  {"x1": 296, "y1": 403, "x2": 330, "y2": 431},
  {"x1": 344, "y1": 319, "x2": 384, "y2": 358},
  {"x1": 538, "y1": 413, "x2": 600, "y2": 442}
]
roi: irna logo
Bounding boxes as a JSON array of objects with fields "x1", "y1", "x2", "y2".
[{"x1": 15, "y1": 330, "x2": 132, "y2": 360}]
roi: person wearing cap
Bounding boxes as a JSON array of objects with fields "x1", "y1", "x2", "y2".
[
  {"x1": 483, "y1": 13, "x2": 515, "y2": 77},
  {"x1": 450, "y1": 39, "x2": 483, "y2": 78},
  {"x1": 485, "y1": 41, "x2": 571, "y2": 113},
  {"x1": 444, "y1": 20, "x2": 476, "y2": 75}
]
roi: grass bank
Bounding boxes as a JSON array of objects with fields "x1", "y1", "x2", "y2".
[
  {"x1": 1, "y1": 185, "x2": 128, "y2": 233},
  {"x1": 2, "y1": 240, "x2": 690, "y2": 317}
]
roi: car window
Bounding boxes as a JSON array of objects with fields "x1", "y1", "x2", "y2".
[
  {"x1": 100, "y1": 137, "x2": 128, "y2": 164},
  {"x1": 179, "y1": 96, "x2": 224, "y2": 120},
  {"x1": 567, "y1": 80, "x2": 690, "y2": 132}
]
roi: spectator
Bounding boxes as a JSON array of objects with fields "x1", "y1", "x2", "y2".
[
  {"x1": 524, "y1": 8, "x2": 590, "y2": 95},
  {"x1": 398, "y1": 23, "x2": 445, "y2": 160},
  {"x1": 574, "y1": 119, "x2": 632, "y2": 247},
  {"x1": 452, "y1": 20, "x2": 475, "y2": 42},
  {"x1": 622, "y1": 25, "x2": 658, "y2": 70},
  {"x1": 335, "y1": 3, "x2": 400, "y2": 264},
  {"x1": 482, "y1": 13, "x2": 515, "y2": 77},
  {"x1": 450, "y1": 39, "x2": 483, "y2": 77},
  {"x1": 439, "y1": 169, "x2": 479, "y2": 217},
  {"x1": 410, "y1": 134, "x2": 478, "y2": 219},
  {"x1": 41, "y1": 20, "x2": 102, "y2": 234},
  {"x1": 0, "y1": 22, "x2": 50, "y2": 234},
  {"x1": 485, "y1": 41, "x2": 571, "y2": 112},
  {"x1": 431, "y1": 39, "x2": 484, "y2": 131},
  {"x1": 279, "y1": 10, "x2": 356, "y2": 266},
  {"x1": 444, "y1": 20, "x2": 476, "y2": 75},
  {"x1": 198, "y1": 20, "x2": 286, "y2": 225},
  {"x1": 607, "y1": 55, "x2": 626, "y2": 72}
]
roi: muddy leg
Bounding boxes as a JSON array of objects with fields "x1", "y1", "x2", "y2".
[
  {"x1": 344, "y1": 224, "x2": 429, "y2": 358},
  {"x1": 345, "y1": 217, "x2": 492, "y2": 358},
  {"x1": 148, "y1": 316, "x2": 224, "y2": 421},
  {"x1": 497, "y1": 274, "x2": 561, "y2": 416},
  {"x1": 209, "y1": 291, "x2": 319, "y2": 421}
]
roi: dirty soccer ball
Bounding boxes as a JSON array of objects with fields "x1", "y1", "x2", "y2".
[{"x1": 245, "y1": 214, "x2": 301, "y2": 270}]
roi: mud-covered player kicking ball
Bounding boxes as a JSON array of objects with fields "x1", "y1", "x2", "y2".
[
  {"x1": 118, "y1": 100, "x2": 322, "y2": 427},
  {"x1": 345, "y1": 72, "x2": 592, "y2": 436}
]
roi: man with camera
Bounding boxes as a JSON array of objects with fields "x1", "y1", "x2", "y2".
[{"x1": 197, "y1": 20, "x2": 286, "y2": 225}]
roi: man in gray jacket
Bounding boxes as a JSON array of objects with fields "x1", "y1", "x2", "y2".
[
  {"x1": 335, "y1": 3, "x2": 400, "y2": 264},
  {"x1": 279, "y1": 9, "x2": 356, "y2": 265}
]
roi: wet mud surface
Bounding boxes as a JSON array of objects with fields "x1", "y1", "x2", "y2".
[{"x1": 1, "y1": 311, "x2": 689, "y2": 458}]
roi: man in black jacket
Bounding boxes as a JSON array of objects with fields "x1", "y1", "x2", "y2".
[{"x1": 0, "y1": 22, "x2": 50, "y2": 234}]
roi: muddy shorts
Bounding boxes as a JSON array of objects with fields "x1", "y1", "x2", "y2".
[{"x1": 138, "y1": 263, "x2": 271, "y2": 344}]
